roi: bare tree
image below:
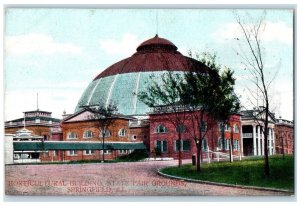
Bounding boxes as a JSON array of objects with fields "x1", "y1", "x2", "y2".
[
  {"x1": 234, "y1": 11, "x2": 277, "y2": 177},
  {"x1": 81, "y1": 103, "x2": 118, "y2": 162}
]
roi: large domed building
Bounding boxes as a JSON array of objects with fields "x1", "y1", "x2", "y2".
[{"x1": 75, "y1": 35, "x2": 208, "y2": 116}]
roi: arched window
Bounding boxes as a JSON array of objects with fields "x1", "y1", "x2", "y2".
[
  {"x1": 83, "y1": 130, "x2": 93, "y2": 138},
  {"x1": 67, "y1": 132, "x2": 77, "y2": 139},
  {"x1": 100, "y1": 130, "x2": 111, "y2": 138},
  {"x1": 155, "y1": 124, "x2": 167, "y2": 133},
  {"x1": 118, "y1": 128, "x2": 126, "y2": 137}
]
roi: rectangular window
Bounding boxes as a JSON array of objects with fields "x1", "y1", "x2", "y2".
[
  {"x1": 175, "y1": 140, "x2": 180, "y2": 151},
  {"x1": 84, "y1": 150, "x2": 94, "y2": 155},
  {"x1": 234, "y1": 125, "x2": 239, "y2": 133},
  {"x1": 101, "y1": 150, "x2": 112, "y2": 154},
  {"x1": 218, "y1": 138, "x2": 223, "y2": 150},
  {"x1": 200, "y1": 121, "x2": 207, "y2": 132},
  {"x1": 219, "y1": 123, "x2": 223, "y2": 131},
  {"x1": 225, "y1": 124, "x2": 231, "y2": 131},
  {"x1": 174, "y1": 140, "x2": 190, "y2": 151},
  {"x1": 53, "y1": 150, "x2": 58, "y2": 156},
  {"x1": 202, "y1": 139, "x2": 207, "y2": 150},
  {"x1": 182, "y1": 140, "x2": 190, "y2": 151},
  {"x1": 225, "y1": 139, "x2": 230, "y2": 150},
  {"x1": 119, "y1": 149, "x2": 127, "y2": 154},
  {"x1": 68, "y1": 150, "x2": 77, "y2": 156},
  {"x1": 233, "y1": 140, "x2": 239, "y2": 150},
  {"x1": 156, "y1": 140, "x2": 167, "y2": 153}
]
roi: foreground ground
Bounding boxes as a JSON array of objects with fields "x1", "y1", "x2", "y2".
[
  {"x1": 5, "y1": 160, "x2": 293, "y2": 196},
  {"x1": 161, "y1": 155, "x2": 294, "y2": 191}
]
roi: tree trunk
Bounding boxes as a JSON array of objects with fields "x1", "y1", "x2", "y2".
[
  {"x1": 196, "y1": 142, "x2": 201, "y2": 172},
  {"x1": 221, "y1": 123, "x2": 226, "y2": 151},
  {"x1": 281, "y1": 137, "x2": 285, "y2": 159},
  {"x1": 264, "y1": 106, "x2": 270, "y2": 177},
  {"x1": 229, "y1": 125, "x2": 234, "y2": 163},
  {"x1": 102, "y1": 135, "x2": 105, "y2": 163},
  {"x1": 178, "y1": 132, "x2": 182, "y2": 167}
]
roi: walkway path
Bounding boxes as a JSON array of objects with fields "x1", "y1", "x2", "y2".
[{"x1": 5, "y1": 160, "x2": 292, "y2": 196}]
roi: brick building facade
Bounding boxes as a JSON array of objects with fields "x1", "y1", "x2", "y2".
[
  {"x1": 275, "y1": 118, "x2": 294, "y2": 155},
  {"x1": 149, "y1": 109, "x2": 242, "y2": 160},
  {"x1": 40, "y1": 109, "x2": 150, "y2": 162}
]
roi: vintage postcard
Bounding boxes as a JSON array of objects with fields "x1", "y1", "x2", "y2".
[{"x1": 4, "y1": 7, "x2": 294, "y2": 197}]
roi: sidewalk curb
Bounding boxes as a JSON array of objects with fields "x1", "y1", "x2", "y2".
[{"x1": 157, "y1": 169, "x2": 293, "y2": 194}]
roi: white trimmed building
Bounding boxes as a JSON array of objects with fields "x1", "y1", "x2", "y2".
[{"x1": 241, "y1": 107, "x2": 277, "y2": 156}]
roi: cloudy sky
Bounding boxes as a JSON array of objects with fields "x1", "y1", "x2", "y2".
[{"x1": 4, "y1": 8, "x2": 294, "y2": 121}]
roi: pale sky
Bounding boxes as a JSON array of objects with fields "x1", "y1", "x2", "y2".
[{"x1": 4, "y1": 8, "x2": 294, "y2": 121}]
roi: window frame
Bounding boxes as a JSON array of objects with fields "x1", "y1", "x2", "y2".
[
  {"x1": 200, "y1": 121, "x2": 207, "y2": 132},
  {"x1": 67, "y1": 132, "x2": 78, "y2": 139},
  {"x1": 218, "y1": 138, "x2": 223, "y2": 150},
  {"x1": 156, "y1": 140, "x2": 168, "y2": 153},
  {"x1": 225, "y1": 124, "x2": 231, "y2": 132},
  {"x1": 53, "y1": 150, "x2": 58, "y2": 156},
  {"x1": 225, "y1": 139, "x2": 230, "y2": 150},
  {"x1": 118, "y1": 128, "x2": 126, "y2": 137},
  {"x1": 119, "y1": 149, "x2": 127, "y2": 154},
  {"x1": 83, "y1": 130, "x2": 94, "y2": 139},
  {"x1": 99, "y1": 129, "x2": 111, "y2": 138},
  {"x1": 68, "y1": 150, "x2": 77, "y2": 156},
  {"x1": 155, "y1": 124, "x2": 168, "y2": 134},
  {"x1": 233, "y1": 140, "x2": 239, "y2": 150},
  {"x1": 233, "y1": 124, "x2": 239, "y2": 133},
  {"x1": 102, "y1": 150, "x2": 112, "y2": 154},
  {"x1": 174, "y1": 140, "x2": 190, "y2": 152},
  {"x1": 202, "y1": 138, "x2": 207, "y2": 150}
]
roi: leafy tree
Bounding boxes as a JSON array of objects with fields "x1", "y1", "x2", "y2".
[
  {"x1": 181, "y1": 52, "x2": 240, "y2": 171},
  {"x1": 210, "y1": 68, "x2": 240, "y2": 162},
  {"x1": 138, "y1": 72, "x2": 188, "y2": 167},
  {"x1": 139, "y1": 52, "x2": 239, "y2": 171}
]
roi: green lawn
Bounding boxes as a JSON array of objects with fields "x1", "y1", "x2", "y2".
[{"x1": 160, "y1": 155, "x2": 294, "y2": 191}]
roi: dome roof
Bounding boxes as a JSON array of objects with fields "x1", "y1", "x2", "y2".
[
  {"x1": 94, "y1": 35, "x2": 207, "y2": 79},
  {"x1": 75, "y1": 35, "x2": 209, "y2": 116}
]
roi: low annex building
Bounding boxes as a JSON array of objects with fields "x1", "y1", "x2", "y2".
[
  {"x1": 39, "y1": 108, "x2": 150, "y2": 162},
  {"x1": 5, "y1": 109, "x2": 61, "y2": 140}
]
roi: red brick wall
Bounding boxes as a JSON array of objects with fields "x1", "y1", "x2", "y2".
[
  {"x1": 61, "y1": 119, "x2": 145, "y2": 142},
  {"x1": 275, "y1": 124, "x2": 294, "y2": 155},
  {"x1": 40, "y1": 149, "x2": 131, "y2": 162},
  {"x1": 128, "y1": 127, "x2": 150, "y2": 150},
  {"x1": 39, "y1": 118, "x2": 150, "y2": 162},
  {"x1": 50, "y1": 133, "x2": 63, "y2": 141},
  {"x1": 149, "y1": 111, "x2": 241, "y2": 160}
]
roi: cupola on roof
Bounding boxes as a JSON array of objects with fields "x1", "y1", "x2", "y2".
[
  {"x1": 76, "y1": 35, "x2": 209, "y2": 116},
  {"x1": 136, "y1": 34, "x2": 178, "y2": 52}
]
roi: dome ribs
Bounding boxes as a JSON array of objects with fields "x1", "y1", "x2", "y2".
[{"x1": 93, "y1": 35, "x2": 209, "y2": 79}]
